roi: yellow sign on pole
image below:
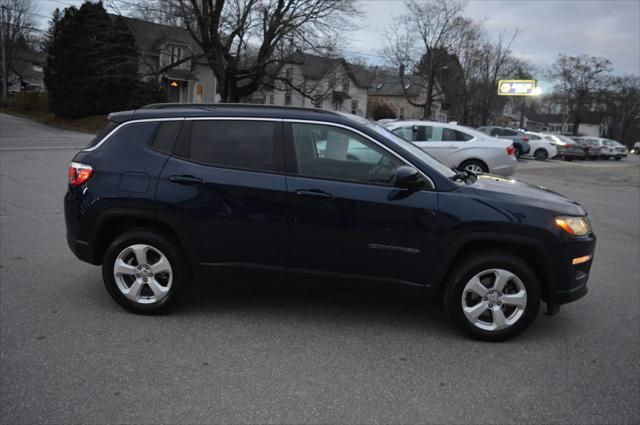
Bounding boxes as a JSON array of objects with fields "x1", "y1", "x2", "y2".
[{"x1": 497, "y1": 80, "x2": 537, "y2": 96}]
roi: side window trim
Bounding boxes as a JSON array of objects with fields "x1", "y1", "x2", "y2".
[{"x1": 82, "y1": 118, "x2": 184, "y2": 152}]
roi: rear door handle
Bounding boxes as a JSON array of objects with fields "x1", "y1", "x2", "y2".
[
  {"x1": 295, "y1": 189, "x2": 334, "y2": 200},
  {"x1": 169, "y1": 175, "x2": 203, "y2": 185}
]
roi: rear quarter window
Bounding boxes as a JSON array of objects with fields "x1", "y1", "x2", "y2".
[
  {"x1": 95, "y1": 122, "x2": 159, "y2": 155},
  {"x1": 85, "y1": 121, "x2": 118, "y2": 149}
]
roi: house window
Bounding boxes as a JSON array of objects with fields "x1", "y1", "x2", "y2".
[
  {"x1": 269, "y1": 94, "x2": 274, "y2": 105},
  {"x1": 328, "y1": 73, "x2": 336, "y2": 90},
  {"x1": 334, "y1": 101, "x2": 340, "y2": 111},
  {"x1": 284, "y1": 92, "x2": 292, "y2": 106},
  {"x1": 170, "y1": 46, "x2": 183, "y2": 65},
  {"x1": 314, "y1": 95, "x2": 323, "y2": 109},
  {"x1": 285, "y1": 68, "x2": 293, "y2": 83},
  {"x1": 342, "y1": 74, "x2": 349, "y2": 92},
  {"x1": 351, "y1": 100, "x2": 358, "y2": 115},
  {"x1": 399, "y1": 107, "x2": 405, "y2": 119}
]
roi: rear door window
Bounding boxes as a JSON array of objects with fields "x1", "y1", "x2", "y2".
[{"x1": 185, "y1": 120, "x2": 277, "y2": 172}]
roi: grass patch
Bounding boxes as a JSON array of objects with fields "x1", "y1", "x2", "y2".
[{"x1": 1, "y1": 107, "x2": 107, "y2": 134}]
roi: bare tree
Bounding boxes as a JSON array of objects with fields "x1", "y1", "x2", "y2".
[
  {"x1": 382, "y1": 0, "x2": 467, "y2": 119},
  {"x1": 549, "y1": 54, "x2": 612, "y2": 135},
  {"x1": 473, "y1": 30, "x2": 523, "y2": 125},
  {"x1": 0, "y1": 0, "x2": 36, "y2": 104},
  {"x1": 605, "y1": 75, "x2": 640, "y2": 145},
  {"x1": 141, "y1": 0, "x2": 359, "y2": 102}
]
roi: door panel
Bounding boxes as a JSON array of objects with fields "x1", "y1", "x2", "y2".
[
  {"x1": 286, "y1": 176, "x2": 438, "y2": 287},
  {"x1": 285, "y1": 122, "x2": 439, "y2": 289},
  {"x1": 155, "y1": 119, "x2": 287, "y2": 281},
  {"x1": 156, "y1": 157, "x2": 288, "y2": 280}
]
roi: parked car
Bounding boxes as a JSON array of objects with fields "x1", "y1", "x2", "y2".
[
  {"x1": 384, "y1": 120, "x2": 516, "y2": 176},
  {"x1": 570, "y1": 138, "x2": 602, "y2": 160},
  {"x1": 543, "y1": 134, "x2": 587, "y2": 161},
  {"x1": 573, "y1": 137, "x2": 627, "y2": 160},
  {"x1": 65, "y1": 104, "x2": 596, "y2": 341},
  {"x1": 523, "y1": 131, "x2": 558, "y2": 160},
  {"x1": 477, "y1": 126, "x2": 531, "y2": 159},
  {"x1": 632, "y1": 142, "x2": 640, "y2": 154}
]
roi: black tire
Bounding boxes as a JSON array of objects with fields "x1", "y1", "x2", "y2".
[
  {"x1": 589, "y1": 156, "x2": 598, "y2": 161},
  {"x1": 615, "y1": 156, "x2": 622, "y2": 161},
  {"x1": 601, "y1": 155, "x2": 609, "y2": 160},
  {"x1": 459, "y1": 159, "x2": 489, "y2": 174},
  {"x1": 514, "y1": 145, "x2": 522, "y2": 159},
  {"x1": 565, "y1": 157, "x2": 573, "y2": 161},
  {"x1": 102, "y1": 228, "x2": 191, "y2": 314},
  {"x1": 534, "y1": 148, "x2": 548, "y2": 161},
  {"x1": 443, "y1": 251, "x2": 541, "y2": 342}
]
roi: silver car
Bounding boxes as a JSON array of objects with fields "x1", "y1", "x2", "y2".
[{"x1": 384, "y1": 120, "x2": 517, "y2": 176}]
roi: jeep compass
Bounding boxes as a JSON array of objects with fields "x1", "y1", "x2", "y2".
[{"x1": 65, "y1": 104, "x2": 596, "y2": 341}]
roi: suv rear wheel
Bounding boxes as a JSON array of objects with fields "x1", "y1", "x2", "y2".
[
  {"x1": 444, "y1": 251, "x2": 541, "y2": 341},
  {"x1": 102, "y1": 228, "x2": 190, "y2": 314}
]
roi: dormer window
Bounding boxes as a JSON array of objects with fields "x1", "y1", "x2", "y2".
[{"x1": 170, "y1": 46, "x2": 183, "y2": 65}]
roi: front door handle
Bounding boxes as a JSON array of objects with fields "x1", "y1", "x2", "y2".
[
  {"x1": 295, "y1": 189, "x2": 334, "y2": 200},
  {"x1": 169, "y1": 175, "x2": 203, "y2": 185}
]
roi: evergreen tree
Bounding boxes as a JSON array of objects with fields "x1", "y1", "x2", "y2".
[{"x1": 44, "y1": 2, "x2": 142, "y2": 117}]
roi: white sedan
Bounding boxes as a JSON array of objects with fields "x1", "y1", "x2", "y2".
[
  {"x1": 524, "y1": 131, "x2": 558, "y2": 160},
  {"x1": 384, "y1": 120, "x2": 517, "y2": 176}
]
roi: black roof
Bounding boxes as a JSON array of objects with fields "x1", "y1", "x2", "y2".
[{"x1": 109, "y1": 103, "x2": 350, "y2": 124}]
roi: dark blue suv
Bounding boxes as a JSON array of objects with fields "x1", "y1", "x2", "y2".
[{"x1": 65, "y1": 104, "x2": 596, "y2": 341}]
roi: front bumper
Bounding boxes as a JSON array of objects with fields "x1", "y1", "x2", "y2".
[{"x1": 549, "y1": 232, "x2": 596, "y2": 307}]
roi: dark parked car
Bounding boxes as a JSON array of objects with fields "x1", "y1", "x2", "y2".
[
  {"x1": 65, "y1": 105, "x2": 596, "y2": 341},
  {"x1": 477, "y1": 126, "x2": 531, "y2": 159},
  {"x1": 571, "y1": 138, "x2": 602, "y2": 160},
  {"x1": 543, "y1": 134, "x2": 587, "y2": 161}
]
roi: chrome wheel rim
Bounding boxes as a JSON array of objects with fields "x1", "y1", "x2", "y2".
[
  {"x1": 461, "y1": 268, "x2": 527, "y2": 331},
  {"x1": 113, "y1": 244, "x2": 173, "y2": 304},
  {"x1": 464, "y1": 163, "x2": 484, "y2": 174}
]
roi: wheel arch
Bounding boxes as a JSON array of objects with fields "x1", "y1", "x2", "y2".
[
  {"x1": 88, "y1": 209, "x2": 187, "y2": 267},
  {"x1": 430, "y1": 232, "x2": 556, "y2": 303}
]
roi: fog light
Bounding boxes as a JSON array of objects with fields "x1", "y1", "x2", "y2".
[{"x1": 572, "y1": 255, "x2": 591, "y2": 265}]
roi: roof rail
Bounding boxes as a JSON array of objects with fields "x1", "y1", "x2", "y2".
[{"x1": 140, "y1": 102, "x2": 337, "y2": 114}]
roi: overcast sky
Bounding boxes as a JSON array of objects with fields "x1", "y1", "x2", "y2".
[{"x1": 34, "y1": 0, "x2": 640, "y2": 81}]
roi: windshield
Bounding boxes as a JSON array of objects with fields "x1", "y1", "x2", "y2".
[{"x1": 365, "y1": 122, "x2": 456, "y2": 178}]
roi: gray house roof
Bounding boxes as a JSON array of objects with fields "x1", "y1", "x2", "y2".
[
  {"x1": 268, "y1": 52, "x2": 371, "y2": 89},
  {"x1": 369, "y1": 73, "x2": 428, "y2": 98},
  {"x1": 111, "y1": 15, "x2": 202, "y2": 56}
]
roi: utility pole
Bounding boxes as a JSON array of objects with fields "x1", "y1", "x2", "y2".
[{"x1": 1, "y1": 5, "x2": 7, "y2": 108}]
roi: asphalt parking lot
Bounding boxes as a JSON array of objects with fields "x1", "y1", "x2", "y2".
[{"x1": 1, "y1": 112, "x2": 639, "y2": 424}]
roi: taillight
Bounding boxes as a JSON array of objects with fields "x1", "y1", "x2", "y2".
[
  {"x1": 522, "y1": 136, "x2": 529, "y2": 142},
  {"x1": 506, "y1": 145, "x2": 515, "y2": 155},
  {"x1": 68, "y1": 162, "x2": 93, "y2": 186}
]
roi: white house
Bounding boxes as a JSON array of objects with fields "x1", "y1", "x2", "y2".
[
  {"x1": 250, "y1": 52, "x2": 369, "y2": 117},
  {"x1": 367, "y1": 72, "x2": 447, "y2": 122},
  {"x1": 116, "y1": 16, "x2": 218, "y2": 103}
]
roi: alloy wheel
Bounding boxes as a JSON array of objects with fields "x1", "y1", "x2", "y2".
[
  {"x1": 461, "y1": 268, "x2": 527, "y2": 332},
  {"x1": 113, "y1": 244, "x2": 173, "y2": 304},
  {"x1": 464, "y1": 163, "x2": 484, "y2": 174}
]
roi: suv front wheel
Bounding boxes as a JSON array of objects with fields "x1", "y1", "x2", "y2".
[
  {"x1": 444, "y1": 251, "x2": 541, "y2": 341},
  {"x1": 102, "y1": 228, "x2": 190, "y2": 314}
]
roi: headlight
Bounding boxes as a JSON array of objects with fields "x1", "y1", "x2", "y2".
[{"x1": 555, "y1": 216, "x2": 591, "y2": 236}]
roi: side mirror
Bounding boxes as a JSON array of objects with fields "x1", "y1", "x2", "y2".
[{"x1": 394, "y1": 165, "x2": 424, "y2": 189}]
